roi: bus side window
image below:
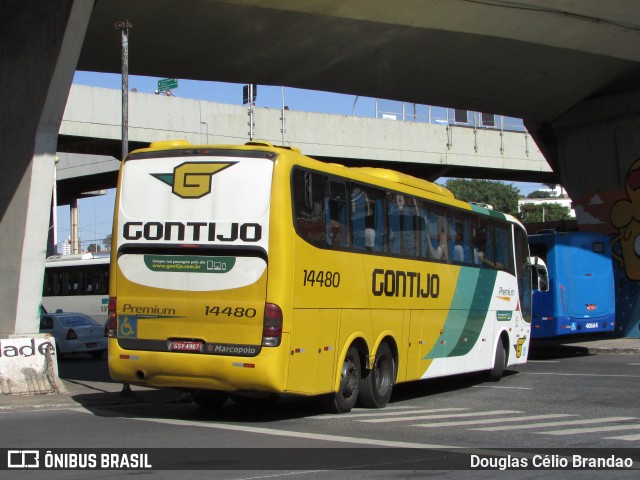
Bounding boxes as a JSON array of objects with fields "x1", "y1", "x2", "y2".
[
  {"x1": 402, "y1": 198, "x2": 420, "y2": 257},
  {"x1": 372, "y1": 192, "x2": 386, "y2": 252},
  {"x1": 494, "y1": 223, "x2": 513, "y2": 273},
  {"x1": 449, "y1": 215, "x2": 472, "y2": 264},
  {"x1": 388, "y1": 193, "x2": 401, "y2": 254},
  {"x1": 436, "y1": 213, "x2": 448, "y2": 261},
  {"x1": 476, "y1": 220, "x2": 494, "y2": 268},
  {"x1": 326, "y1": 179, "x2": 348, "y2": 248},
  {"x1": 292, "y1": 169, "x2": 326, "y2": 248},
  {"x1": 99, "y1": 269, "x2": 109, "y2": 294},
  {"x1": 351, "y1": 185, "x2": 368, "y2": 250},
  {"x1": 420, "y1": 204, "x2": 447, "y2": 261}
]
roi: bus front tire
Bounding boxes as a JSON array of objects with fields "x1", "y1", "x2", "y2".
[
  {"x1": 191, "y1": 390, "x2": 228, "y2": 409},
  {"x1": 487, "y1": 340, "x2": 506, "y2": 381},
  {"x1": 321, "y1": 346, "x2": 361, "y2": 413},
  {"x1": 359, "y1": 342, "x2": 395, "y2": 408}
]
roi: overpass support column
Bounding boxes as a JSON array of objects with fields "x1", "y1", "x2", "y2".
[
  {"x1": 527, "y1": 91, "x2": 640, "y2": 338},
  {"x1": 0, "y1": 0, "x2": 94, "y2": 337}
]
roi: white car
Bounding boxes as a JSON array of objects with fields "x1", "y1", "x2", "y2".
[{"x1": 39, "y1": 312, "x2": 107, "y2": 359}]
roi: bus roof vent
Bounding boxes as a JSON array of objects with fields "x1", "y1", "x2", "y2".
[
  {"x1": 470, "y1": 202, "x2": 494, "y2": 210},
  {"x1": 149, "y1": 140, "x2": 191, "y2": 149},
  {"x1": 245, "y1": 140, "x2": 274, "y2": 148}
]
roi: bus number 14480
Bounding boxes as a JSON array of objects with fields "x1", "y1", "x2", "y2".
[
  {"x1": 302, "y1": 270, "x2": 341, "y2": 288},
  {"x1": 205, "y1": 306, "x2": 257, "y2": 317}
]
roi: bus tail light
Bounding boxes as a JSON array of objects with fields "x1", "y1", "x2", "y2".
[
  {"x1": 262, "y1": 303, "x2": 283, "y2": 347},
  {"x1": 106, "y1": 297, "x2": 117, "y2": 338}
]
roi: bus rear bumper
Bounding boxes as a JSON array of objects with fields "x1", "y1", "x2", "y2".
[{"x1": 108, "y1": 342, "x2": 286, "y2": 393}]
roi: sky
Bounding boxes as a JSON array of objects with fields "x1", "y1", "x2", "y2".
[{"x1": 54, "y1": 72, "x2": 545, "y2": 253}]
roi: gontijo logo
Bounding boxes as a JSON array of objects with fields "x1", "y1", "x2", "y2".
[{"x1": 151, "y1": 162, "x2": 234, "y2": 198}]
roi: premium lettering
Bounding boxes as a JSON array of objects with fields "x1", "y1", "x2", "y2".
[
  {"x1": 122, "y1": 304, "x2": 176, "y2": 316},
  {"x1": 123, "y1": 221, "x2": 262, "y2": 243}
]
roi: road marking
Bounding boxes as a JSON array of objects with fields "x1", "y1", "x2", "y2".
[
  {"x1": 539, "y1": 424, "x2": 640, "y2": 436},
  {"x1": 475, "y1": 417, "x2": 637, "y2": 432},
  {"x1": 104, "y1": 413, "x2": 457, "y2": 449},
  {"x1": 360, "y1": 410, "x2": 521, "y2": 424},
  {"x1": 604, "y1": 433, "x2": 640, "y2": 441},
  {"x1": 521, "y1": 372, "x2": 640, "y2": 378},
  {"x1": 314, "y1": 408, "x2": 466, "y2": 420},
  {"x1": 472, "y1": 385, "x2": 533, "y2": 390},
  {"x1": 413, "y1": 414, "x2": 574, "y2": 428}
]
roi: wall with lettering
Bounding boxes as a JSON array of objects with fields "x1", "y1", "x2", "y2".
[{"x1": 0, "y1": 337, "x2": 64, "y2": 395}]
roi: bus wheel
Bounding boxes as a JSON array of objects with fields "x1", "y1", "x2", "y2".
[
  {"x1": 191, "y1": 390, "x2": 228, "y2": 409},
  {"x1": 359, "y1": 342, "x2": 395, "y2": 408},
  {"x1": 487, "y1": 340, "x2": 506, "y2": 382},
  {"x1": 322, "y1": 346, "x2": 361, "y2": 413}
]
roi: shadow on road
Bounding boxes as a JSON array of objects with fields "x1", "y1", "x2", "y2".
[
  {"x1": 528, "y1": 339, "x2": 594, "y2": 360},
  {"x1": 56, "y1": 354, "x2": 112, "y2": 383}
]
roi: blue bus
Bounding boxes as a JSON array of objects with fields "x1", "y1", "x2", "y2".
[{"x1": 528, "y1": 231, "x2": 615, "y2": 338}]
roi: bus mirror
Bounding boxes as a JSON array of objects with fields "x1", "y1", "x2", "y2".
[{"x1": 528, "y1": 256, "x2": 549, "y2": 292}]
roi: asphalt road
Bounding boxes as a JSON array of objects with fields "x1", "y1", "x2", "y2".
[{"x1": 2, "y1": 345, "x2": 639, "y2": 479}]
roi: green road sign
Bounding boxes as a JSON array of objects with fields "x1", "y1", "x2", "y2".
[{"x1": 157, "y1": 78, "x2": 178, "y2": 92}]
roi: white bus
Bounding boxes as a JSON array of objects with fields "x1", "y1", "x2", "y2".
[{"x1": 42, "y1": 253, "x2": 110, "y2": 324}]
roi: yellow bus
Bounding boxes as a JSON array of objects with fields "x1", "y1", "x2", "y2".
[{"x1": 107, "y1": 140, "x2": 548, "y2": 413}]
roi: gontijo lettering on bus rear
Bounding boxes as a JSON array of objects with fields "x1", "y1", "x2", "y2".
[{"x1": 122, "y1": 221, "x2": 262, "y2": 242}]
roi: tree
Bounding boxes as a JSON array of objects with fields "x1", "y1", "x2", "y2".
[
  {"x1": 527, "y1": 190, "x2": 553, "y2": 199},
  {"x1": 103, "y1": 233, "x2": 112, "y2": 251},
  {"x1": 443, "y1": 179, "x2": 520, "y2": 216},
  {"x1": 518, "y1": 203, "x2": 572, "y2": 223}
]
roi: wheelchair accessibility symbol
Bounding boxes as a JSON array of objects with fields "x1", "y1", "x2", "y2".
[{"x1": 118, "y1": 316, "x2": 138, "y2": 338}]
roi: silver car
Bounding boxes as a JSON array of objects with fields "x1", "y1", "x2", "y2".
[{"x1": 39, "y1": 312, "x2": 107, "y2": 359}]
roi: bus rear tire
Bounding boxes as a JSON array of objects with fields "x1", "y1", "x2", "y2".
[
  {"x1": 321, "y1": 346, "x2": 361, "y2": 413},
  {"x1": 487, "y1": 340, "x2": 506, "y2": 382},
  {"x1": 359, "y1": 342, "x2": 395, "y2": 408},
  {"x1": 191, "y1": 390, "x2": 228, "y2": 409}
]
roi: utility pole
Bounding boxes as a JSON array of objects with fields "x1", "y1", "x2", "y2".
[
  {"x1": 280, "y1": 86, "x2": 286, "y2": 145},
  {"x1": 244, "y1": 83, "x2": 256, "y2": 140},
  {"x1": 115, "y1": 20, "x2": 132, "y2": 160},
  {"x1": 115, "y1": 20, "x2": 134, "y2": 398}
]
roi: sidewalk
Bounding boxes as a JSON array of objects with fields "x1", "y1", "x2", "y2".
[
  {"x1": 1, "y1": 337, "x2": 638, "y2": 409},
  {"x1": 0, "y1": 378, "x2": 190, "y2": 410},
  {"x1": 531, "y1": 336, "x2": 640, "y2": 355}
]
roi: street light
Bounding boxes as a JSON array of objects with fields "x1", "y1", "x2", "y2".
[{"x1": 351, "y1": 96, "x2": 360, "y2": 116}]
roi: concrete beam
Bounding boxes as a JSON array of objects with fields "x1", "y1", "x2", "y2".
[
  {"x1": 0, "y1": 0, "x2": 94, "y2": 338},
  {"x1": 57, "y1": 85, "x2": 553, "y2": 201}
]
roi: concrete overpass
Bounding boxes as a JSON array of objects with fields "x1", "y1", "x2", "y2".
[
  {"x1": 2, "y1": 0, "x2": 640, "y2": 352},
  {"x1": 56, "y1": 84, "x2": 551, "y2": 203}
]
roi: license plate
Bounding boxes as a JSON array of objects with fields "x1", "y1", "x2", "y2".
[
  {"x1": 171, "y1": 340, "x2": 202, "y2": 352},
  {"x1": 85, "y1": 343, "x2": 97, "y2": 348}
]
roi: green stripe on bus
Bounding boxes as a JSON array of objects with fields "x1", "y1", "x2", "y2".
[
  {"x1": 422, "y1": 268, "x2": 497, "y2": 359},
  {"x1": 448, "y1": 269, "x2": 497, "y2": 357}
]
